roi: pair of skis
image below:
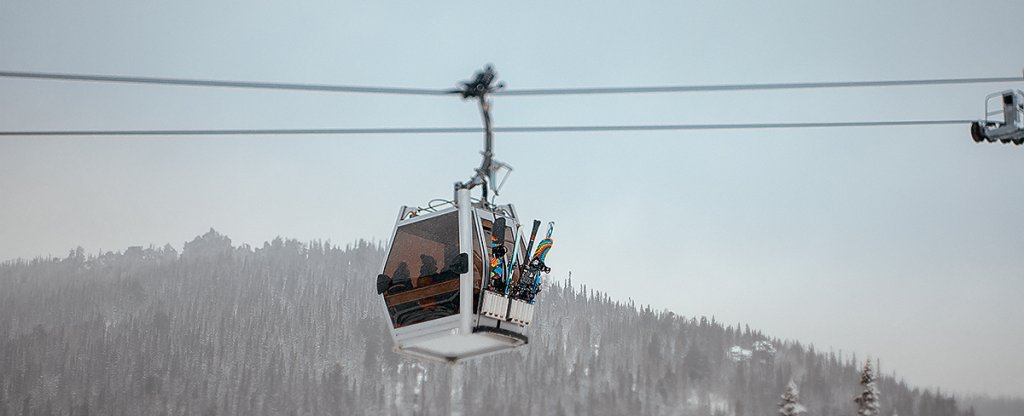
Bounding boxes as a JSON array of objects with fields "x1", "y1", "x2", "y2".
[
  {"x1": 486, "y1": 217, "x2": 510, "y2": 293},
  {"x1": 477, "y1": 217, "x2": 511, "y2": 323},
  {"x1": 513, "y1": 221, "x2": 553, "y2": 304},
  {"x1": 485, "y1": 218, "x2": 553, "y2": 304}
]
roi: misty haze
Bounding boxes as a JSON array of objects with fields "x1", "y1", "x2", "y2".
[{"x1": 3, "y1": 0, "x2": 1024, "y2": 415}]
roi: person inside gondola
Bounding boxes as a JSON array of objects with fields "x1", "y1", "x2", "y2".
[
  {"x1": 387, "y1": 261, "x2": 412, "y2": 294},
  {"x1": 417, "y1": 254, "x2": 439, "y2": 285}
]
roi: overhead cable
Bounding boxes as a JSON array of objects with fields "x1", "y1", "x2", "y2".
[
  {"x1": 1, "y1": 71, "x2": 1019, "y2": 97},
  {"x1": 0, "y1": 71, "x2": 459, "y2": 96},
  {"x1": 0, "y1": 119, "x2": 973, "y2": 136},
  {"x1": 494, "y1": 77, "x2": 1024, "y2": 96}
]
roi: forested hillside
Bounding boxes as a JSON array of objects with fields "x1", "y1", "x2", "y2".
[{"x1": 0, "y1": 230, "x2": 1002, "y2": 415}]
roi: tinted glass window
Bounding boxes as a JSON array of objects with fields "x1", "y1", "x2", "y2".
[{"x1": 380, "y1": 212, "x2": 462, "y2": 328}]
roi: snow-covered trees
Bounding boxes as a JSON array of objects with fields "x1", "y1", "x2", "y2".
[
  {"x1": 855, "y1": 360, "x2": 881, "y2": 416},
  {"x1": 0, "y1": 232, "x2": 992, "y2": 416},
  {"x1": 779, "y1": 380, "x2": 807, "y2": 416}
]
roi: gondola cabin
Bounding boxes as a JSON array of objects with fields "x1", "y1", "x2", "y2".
[
  {"x1": 375, "y1": 192, "x2": 535, "y2": 363},
  {"x1": 971, "y1": 89, "x2": 1024, "y2": 145},
  {"x1": 373, "y1": 65, "x2": 553, "y2": 363}
]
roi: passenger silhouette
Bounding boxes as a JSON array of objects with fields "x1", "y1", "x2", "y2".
[
  {"x1": 388, "y1": 261, "x2": 413, "y2": 294},
  {"x1": 419, "y1": 254, "x2": 438, "y2": 277}
]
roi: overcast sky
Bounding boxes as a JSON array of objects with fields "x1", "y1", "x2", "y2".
[{"x1": 2, "y1": 0, "x2": 1023, "y2": 398}]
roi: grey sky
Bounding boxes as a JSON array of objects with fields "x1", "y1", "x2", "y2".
[{"x1": 2, "y1": 0, "x2": 1023, "y2": 397}]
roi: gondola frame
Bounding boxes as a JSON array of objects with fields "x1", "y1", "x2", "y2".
[{"x1": 377, "y1": 190, "x2": 530, "y2": 363}]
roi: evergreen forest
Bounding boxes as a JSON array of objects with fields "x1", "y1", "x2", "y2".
[{"x1": 0, "y1": 230, "x2": 1018, "y2": 416}]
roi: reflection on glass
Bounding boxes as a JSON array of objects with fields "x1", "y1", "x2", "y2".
[{"x1": 380, "y1": 212, "x2": 462, "y2": 328}]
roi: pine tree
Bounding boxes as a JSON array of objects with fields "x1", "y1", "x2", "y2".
[
  {"x1": 779, "y1": 380, "x2": 807, "y2": 416},
  {"x1": 855, "y1": 360, "x2": 881, "y2": 416}
]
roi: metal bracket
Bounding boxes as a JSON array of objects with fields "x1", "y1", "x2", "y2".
[{"x1": 456, "y1": 65, "x2": 512, "y2": 202}]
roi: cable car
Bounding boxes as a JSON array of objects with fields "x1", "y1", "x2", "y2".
[
  {"x1": 374, "y1": 67, "x2": 554, "y2": 363},
  {"x1": 971, "y1": 89, "x2": 1024, "y2": 145}
]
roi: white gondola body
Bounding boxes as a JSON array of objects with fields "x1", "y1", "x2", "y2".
[{"x1": 377, "y1": 193, "x2": 533, "y2": 363}]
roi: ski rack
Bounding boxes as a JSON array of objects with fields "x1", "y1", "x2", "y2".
[
  {"x1": 480, "y1": 290, "x2": 510, "y2": 320},
  {"x1": 507, "y1": 297, "x2": 535, "y2": 325}
]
